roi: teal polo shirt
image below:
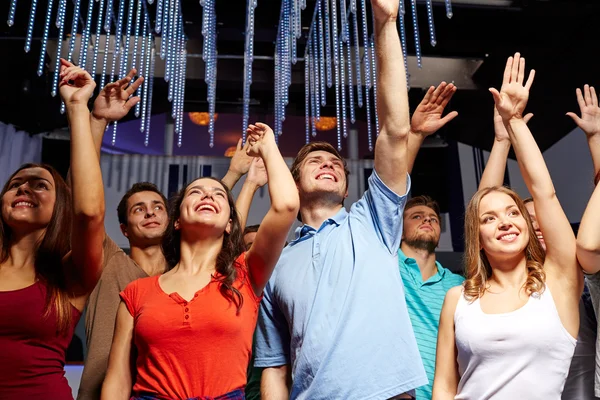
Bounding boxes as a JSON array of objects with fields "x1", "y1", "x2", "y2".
[{"x1": 399, "y1": 249, "x2": 465, "y2": 400}]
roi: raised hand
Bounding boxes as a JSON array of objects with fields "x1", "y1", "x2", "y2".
[
  {"x1": 92, "y1": 69, "x2": 144, "y2": 123},
  {"x1": 228, "y1": 138, "x2": 253, "y2": 177},
  {"x1": 59, "y1": 58, "x2": 96, "y2": 106},
  {"x1": 493, "y1": 106, "x2": 533, "y2": 142},
  {"x1": 566, "y1": 85, "x2": 600, "y2": 137},
  {"x1": 246, "y1": 122, "x2": 277, "y2": 158},
  {"x1": 489, "y1": 52, "x2": 535, "y2": 121},
  {"x1": 411, "y1": 82, "x2": 458, "y2": 137},
  {"x1": 371, "y1": 0, "x2": 399, "y2": 23},
  {"x1": 247, "y1": 157, "x2": 268, "y2": 188}
]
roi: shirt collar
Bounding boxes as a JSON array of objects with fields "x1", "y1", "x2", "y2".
[
  {"x1": 398, "y1": 248, "x2": 446, "y2": 284},
  {"x1": 293, "y1": 207, "x2": 348, "y2": 241}
]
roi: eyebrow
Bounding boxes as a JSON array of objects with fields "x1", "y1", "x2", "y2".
[
  {"x1": 186, "y1": 185, "x2": 226, "y2": 194},
  {"x1": 129, "y1": 200, "x2": 165, "y2": 212},
  {"x1": 9, "y1": 177, "x2": 53, "y2": 187},
  {"x1": 480, "y1": 205, "x2": 518, "y2": 218}
]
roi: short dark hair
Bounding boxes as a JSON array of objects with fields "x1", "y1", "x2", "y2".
[
  {"x1": 243, "y1": 224, "x2": 260, "y2": 236},
  {"x1": 523, "y1": 197, "x2": 534, "y2": 205},
  {"x1": 117, "y1": 182, "x2": 168, "y2": 225},
  {"x1": 290, "y1": 142, "x2": 350, "y2": 190},
  {"x1": 404, "y1": 195, "x2": 441, "y2": 220}
]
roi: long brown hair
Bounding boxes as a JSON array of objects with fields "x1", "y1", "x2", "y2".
[
  {"x1": 463, "y1": 186, "x2": 546, "y2": 301},
  {"x1": 0, "y1": 163, "x2": 74, "y2": 334},
  {"x1": 162, "y1": 177, "x2": 246, "y2": 313}
]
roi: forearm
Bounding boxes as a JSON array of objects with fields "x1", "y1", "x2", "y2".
[
  {"x1": 587, "y1": 134, "x2": 600, "y2": 177},
  {"x1": 507, "y1": 118, "x2": 555, "y2": 199},
  {"x1": 261, "y1": 366, "x2": 290, "y2": 400},
  {"x1": 374, "y1": 18, "x2": 409, "y2": 137},
  {"x1": 100, "y1": 378, "x2": 131, "y2": 400},
  {"x1": 407, "y1": 132, "x2": 425, "y2": 175},
  {"x1": 235, "y1": 180, "x2": 259, "y2": 230},
  {"x1": 222, "y1": 169, "x2": 243, "y2": 190},
  {"x1": 576, "y1": 182, "x2": 600, "y2": 273},
  {"x1": 479, "y1": 139, "x2": 511, "y2": 190},
  {"x1": 90, "y1": 114, "x2": 109, "y2": 159},
  {"x1": 68, "y1": 105, "x2": 105, "y2": 219},
  {"x1": 262, "y1": 148, "x2": 299, "y2": 214}
]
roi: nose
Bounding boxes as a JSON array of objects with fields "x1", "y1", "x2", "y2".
[
  {"x1": 201, "y1": 190, "x2": 214, "y2": 200},
  {"x1": 16, "y1": 182, "x2": 32, "y2": 195},
  {"x1": 145, "y1": 208, "x2": 156, "y2": 218},
  {"x1": 320, "y1": 160, "x2": 334, "y2": 170},
  {"x1": 498, "y1": 218, "x2": 512, "y2": 230}
]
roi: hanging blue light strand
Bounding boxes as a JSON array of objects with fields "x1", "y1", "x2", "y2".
[
  {"x1": 339, "y1": 0, "x2": 348, "y2": 43},
  {"x1": 317, "y1": 1, "x2": 326, "y2": 106},
  {"x1": 79, "y1": 0, "x2": 96, "y2": 69},
  {"x1": 110, "y1": 0, "x2": 125, "y2": 81},
  {"x1": 370, "y1": 35, "x2": 379, "y2": 136},
  {"x1": 24, "y1": 0, "x2": 38, "y2": 53},
  {"x1": 120, "y1": 0, "x2": 136, "y2": 78},
  {"x1": 7, "y1": 0, "x2": 18, "y2": 27},
  {"x1": 131, "y1": 0, "x2": 142, "y2": 81},
  {"x1": 339, "y1": 37, "x2": 348, "y2": 139},
  {"x1": 410, "y1": 0, "x2": 422, "y2": 68},
  {"x1": 352, "y1": 7, "x2": 362, "y2": 107},
  {"x1": 310, "y1": 51, "x2": 318, "y2": 137},
  {"x1": 140, "y1": 32, "x2": 151, "y2": 133},
  {"x1": 144, "y1": 47, "x2": 155, "y2": 146},
  {"x1": 166, "y1": 0, "x2": 177, "y2": 83},
  {"x1": 346, "y1": 24, "x2": 355, "y2": 123},
  {"x1": 67, "y1": 0, "x2": 82, "y2": 61},
  {"x1": 155, "y1": 0, "x2": 163, "y2": 33},
  {"x1": 304, "y1": 51, "x2": 310, "y2": 144},
  {"x1": 104, "y1": 0, "x2": 113, "y2": 30},
  {"x1": 324, "y1": 0, "x2": 332, "y2": 88},
  {"x1": 360, "y1": 0, "x2": 372, "y2": 151},
  {"x1": 425, "y1": 0, "x2": 436, "y2": 47},
  {"x1": 398, "y1": 3, "x2": 409, "y2": 88},
  {"x1": 445, "y1": 0, "x2": 453, "y2": 18},
  {"x1": 312, "y1": 37, "x2": 320, "y2": 122},
  {"x1": 160, "y1": 0, "x2": 168, "y2": 59},
  {"x1": 38, "y1": 0, "x2": 54, "y2": 76},
  {"x1": 136, "y1": 14, "x2": 148, "y2": 118},
  {"x1": 91, "y1": 0, "x2": 106, "y2": 81},
  {"x1": 176, "y1": 49, "x2": 187, "y2": 136},
  {"x1": 331, "y1": 0, "x2": 342, "y2": 150},
  {"x1": 242, "y1": 0, "x2": 257, "y2": 142},
  {"x1": 51, "y1": 0, "x2": 67, "y2": 97}
]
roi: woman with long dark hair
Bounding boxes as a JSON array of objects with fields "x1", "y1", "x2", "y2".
[
  {"x1": 432, "y1": 53, "x2": 582, "y2": 399},
  {"x1": 0, "y1": 60, "x2": 106, "y2": 398},
  {"x1": 102, "y1": 123, "x2": 299, "y2": 400}
]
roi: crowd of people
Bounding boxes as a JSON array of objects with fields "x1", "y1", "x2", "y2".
[{"x1": 1, "y1": 0, "x2": 600, "y2": 399}]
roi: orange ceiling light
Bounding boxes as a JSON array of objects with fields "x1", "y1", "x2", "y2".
[
  {"x1": 224, "y1": 146, "x2": 237, "y2": 157},
  {"x1": 314, "y1": 116, "x2": 337, "y2": 131},
  {"x1": 189, "y1": 112, "x2": 218, "y2": 126}
]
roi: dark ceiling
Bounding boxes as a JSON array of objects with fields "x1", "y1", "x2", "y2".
[{"x1": 1, "y1": 0, "x2": 599, "y2": 155}]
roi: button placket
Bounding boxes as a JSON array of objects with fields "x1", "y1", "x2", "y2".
[{"x1": 183, "y1": 300, "x2": 191, "y2": 323}]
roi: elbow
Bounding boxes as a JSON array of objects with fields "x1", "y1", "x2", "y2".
[
  {"x1": 74, "y1": 204, "x2": 105, "y2": 223},
  {"x1": 380, "y1": 124, "x2": 411, "y2": 139},
  {"x1": 272, "y1": 196, "x2": 300, "y2": 216},
  {"x1": 576, "y1": 240, "x2": 600, "y2": 274}
]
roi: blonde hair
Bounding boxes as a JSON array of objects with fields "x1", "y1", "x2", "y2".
[{"x1": 463, "y1": 186, "x2": 546, "y2": 301}]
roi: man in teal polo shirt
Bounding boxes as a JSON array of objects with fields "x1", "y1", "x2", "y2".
[{"x1": 399, "y1": 195, "x2": 464, "y2": 400}]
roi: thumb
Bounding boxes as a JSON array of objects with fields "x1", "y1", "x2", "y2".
[
  {"x1": 440, "y1": 111, "x2": 458, "y2": 125},
  {"x1": 566, "y1": 112, "x2": 583, "y2": 126},
  {"x1": 236, "y1": 138, "x2": 242, "y2": 151},
  {"x1": 124, "y1": 96, "x2": 140, "y2": 111},
  {"x1": 523, "y1": 113, "x2": 534, "y2": 124},
  {"x1": 489, "y1": 88, "x2": 502, "y2": 107}
]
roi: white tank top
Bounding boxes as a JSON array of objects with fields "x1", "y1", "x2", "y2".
[{"x1": 454, "y1": 286, "x2": 577, "y2": 400}]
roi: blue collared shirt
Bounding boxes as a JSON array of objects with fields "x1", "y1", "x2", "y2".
[
  {"x1": 254, "y1": 171, "x2": 427, "y2": 400},
  {"x1": 399, "y1": 249, "x2": 465, "y2": 400}
]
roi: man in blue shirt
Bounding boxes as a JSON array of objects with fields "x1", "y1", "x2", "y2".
[
  {"x1": 254, "y1": 0, "x2": 427, "y2": 398},
  {"x1": 399, "y1": 196, "x2": 465, "y2": 400}
]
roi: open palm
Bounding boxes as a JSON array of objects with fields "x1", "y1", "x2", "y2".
[
  {"x1": 92, "y1": 69, "x2": 144, "y2": 122},
  {"x1": 566, "y1": 85, "x2": 600, "y2": 137},
  {"x1": 411, "y1": 82, "x2": 458, "y2": 137},
  {"x1": 490, "y1": 53, "x2": 535, "y2": 122}
]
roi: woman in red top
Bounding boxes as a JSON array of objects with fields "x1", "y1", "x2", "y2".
[
  {"x1": 102, "y1": 123, "x2": 299, "y2": 400},
  {"x1": 0, "y1": 61, "x2": 109, "y2": 399}
]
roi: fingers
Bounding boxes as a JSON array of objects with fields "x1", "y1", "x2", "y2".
[
  {"x1": 584, "y1": 84, "x2": 592, "y2": 106},
  {"x1": 440, "y1": 111, "x2": 458, "y2": 125},
  {"x1": 576, "y1": 88, "x2": 586, "y2": 111},
  {"x1": 524, "y1": 69, "x2": 535, "y2": 91},
  {"x1": 254, "y1": 122, "x2": 270, "y2": 132},
  {"x1": 523, "y1": 113, "x2": 534, "y2": 124},
  {"x1": 128, "y1": 76, "x2": 144, "y2": 94},
  {"x1": 502, "y1": 56, "x2": 513, "y2": 86},
  {"x1": 510, "y1": 53, "x2": 520, "y2": 83},
  {"x1": 420, "y1": 86, "x2": 435, "y2": 104},
  {"x1": 517, "y1": 57, "x2": 525, "y2": 85},
  {"x1": 60, "y1": 58, "x2": 74, "y2": 68},
  {"x1": 566, "y1": 112, "x2": 583, "y2": 127},
  {"x1": 124, "y1": 96, "x2": 140, "y2": 110},
  {"x1": 236, "y1": 138, "x2": 242, "y2": 151},
  {"x1": 438, "y1": 84, "x2": 457, "y2": 108},
  {"x1": 115, "y1": 75, "x2": 132, "y2": 90},
  {"x1": 591, "y1": 86, "x2": 598, "y2": 107},
  {"x1": 489, "y1": 88, "x2": 502, "y2": 107},
  {"x1": 430, "y1": 82, "x2": 447, "y2": 105}
]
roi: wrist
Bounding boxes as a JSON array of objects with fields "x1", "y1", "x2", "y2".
[
  {"x1": 225, "y1": 168, "x2": 242, "y2": 180},
  {"x1": 243, "y1": 180, "x2": 261, "y2": 191},
  {"x1": 65, "y1": 103, "x2": 90, "y2": 115}
]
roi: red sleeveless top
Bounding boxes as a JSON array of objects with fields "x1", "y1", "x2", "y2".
[{"x1": 0, "y1": 281, "x2": 81, "y2": 399}]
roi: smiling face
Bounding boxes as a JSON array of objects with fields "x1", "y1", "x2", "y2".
[
  {"x1": 296, "y1": 150, "x2": 348, "y2": 203},
  {"x1": 176, "y1": 178, "x2": 232, "y2": 237},
  {"x1": 524, "y1": 201, "x2": 545, "y2": 250},
  {"x1": 402, "y1": 205, "x2": 441, "y2": 252},
  {"x1": 478, "y1": 191, "x2": 529, "y2": 260},
  {"x1": 1, "y1": 167, "x2": 56, "y2": 233},
  {"x1": 121, "y1": 191, "x2": 168, "y2": 247}
]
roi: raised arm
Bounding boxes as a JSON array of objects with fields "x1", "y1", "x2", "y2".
[
  {"x1": 101, "y1": 302, "x2": 134, "y2": 400},
  {"x1": 431, "y1": 286, "x2": 461, "y2": 400},
  {"x1": 261, "y1": 365, "x2": 291, "y2": 400},
  {"x1": 222, "y1": 139, "x2": 253, "y2": 190},
  {"x1": 59, "y1": 60, "x2": 105, "y2": 298},
  {"x1": 490, "y1": 53, "x2": 579, "y2": 285},
  {"x1": 408, "y1": 82, "x2": 458, "y2": 174},
  {"x1": 566, "y1": 85, "x2": 600, "y2": 177},
  {"x1": 479, "y1": 107, "x2": 533, "y2": 190},
  {"x1": 571, "y1": 85, "x2": 600, "y2": 274},
  {"x1": 235, "y1": 157, "x2": 268, "y2": 230},
  {"x1": 245, "y1": 123, "x2": 299, "y2": 295},
  {"x1": 371, "y1": 0, "x2": 409, "y2": 194}
]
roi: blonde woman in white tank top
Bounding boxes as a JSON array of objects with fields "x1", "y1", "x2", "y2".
[{"x1": 431, "y1": 53, "x2": 583, "y2": 400}]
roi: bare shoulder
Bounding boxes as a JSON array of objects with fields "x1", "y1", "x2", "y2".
[{"x1": 443, "y1": 285, "x2": 463, "y2": 312}]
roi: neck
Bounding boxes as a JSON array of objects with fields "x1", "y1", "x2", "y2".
[
  {"x1": 299, "y1": 198, "x2": 343, "y2": 228},
  {"x1": 401, "y1": 243, "x2": 438, "y2": 281},
  {"x1": 175, "y1": 233, "x2": 223, "y2": 275},
  {"x1": 487, "y1": 253, "x2": 528, "y2": 290},
  {"x1": 2, "y1": 229, "x2": 45, "y2": 270},
  {"x1": 129, "y1": 243, "x2": 166, "y2": 276}
]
